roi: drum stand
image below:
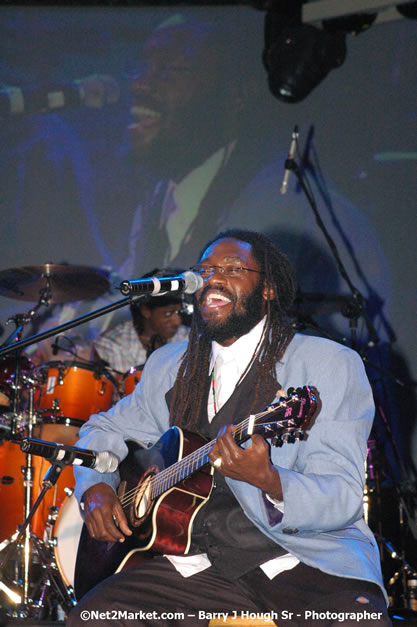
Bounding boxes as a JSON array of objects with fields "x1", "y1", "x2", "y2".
[
  {"x1": 0, "y1": 276, "x2": 123, "y2": 620},
  {"x1": 0, "y1": 387, "x2": 76, "y2": 620},
  {"x1": 0, "y1": 461, "x2": 77, "y2": 619},
  {"x1": 365, "y1": 427, "x2": 417, "y2": 614}
]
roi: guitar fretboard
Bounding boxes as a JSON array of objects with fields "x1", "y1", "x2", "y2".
[
  {"x1": 117, "y1": 386, "x2": 315, "y2": 512},
  {"x1": 149, "y1": 398, "x2": 303, "y2": 499}
]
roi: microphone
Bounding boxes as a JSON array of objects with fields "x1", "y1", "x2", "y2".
[
  {"x1": 20, "y1": 437, "x2": 120, "y2": 474},
  {"x1": 120, "y1": 270, "x2": 203, "y2": 297},
  {"x1": 0, "y1": 74, "x2": 120, "y2": 116},
  {"x1": 280, "y1": 125, "x2": 299, "y2": 195}
]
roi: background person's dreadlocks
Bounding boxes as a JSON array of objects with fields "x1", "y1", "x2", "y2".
[{"x1": 169, "y1": 229, "x2": 297, "y2": 431}]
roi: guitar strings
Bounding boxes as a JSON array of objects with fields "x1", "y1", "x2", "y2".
[
  {"x1": 117, "y1": 408, "x2": 272, "y2": 508},
  {"x1": 117, "y1": 396, "x2": 306, "y2": 509},
  {"x1": 118, "y1": 425, "x2": 244, "y2": 508},
  {"x1": 117, "y1": 396, "x2": 308, "y2": 508},
  {"x1": 117, "y1": 396, "x2": 300, "y2": 510}
]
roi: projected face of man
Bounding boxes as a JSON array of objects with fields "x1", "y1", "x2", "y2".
[{"x1": 128, "y1": 17, "x2": 239, "y2": 178}]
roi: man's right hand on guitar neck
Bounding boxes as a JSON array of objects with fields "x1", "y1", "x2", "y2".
[{"x1": 83, "y1": 482, "x2": 132, "y2": 543}]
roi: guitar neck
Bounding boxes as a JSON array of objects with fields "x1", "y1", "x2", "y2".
[
  {"x1": 150, "y1": 414, "x2": 259, "y2": 499},
  {"x1": 149, "y1": 386, "x2": 315, "y2": 499},
  {"x1": 149, "y1": 409, "x2": 282, "y2": 499}
]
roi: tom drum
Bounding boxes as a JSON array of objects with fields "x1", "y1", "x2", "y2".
[{"x1": 122, "y1": 365, "x2": 143, "y2": 397}]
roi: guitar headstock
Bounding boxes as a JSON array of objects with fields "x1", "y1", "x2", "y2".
[{"x1": 237, "y1": 385, "x2": 317, "y2": 447}]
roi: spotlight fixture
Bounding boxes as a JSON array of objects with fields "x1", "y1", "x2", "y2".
[
  {"x1": 397, "y1": 0, "x2": 417, "y2": 18},
  {"x1": 322, "y1": 12, "x2": 378, "y2": 34},
  {"x1": 262, "y1": 1, "x2": 346, "y2": 103}
]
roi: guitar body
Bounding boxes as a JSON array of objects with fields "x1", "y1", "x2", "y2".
[
  {"x1": 74, "y1": 521, "x2": 151, "y2": 601},
  {"x1": 74, "y1": 386, "x2": 316, "y2": 600},
  {"x1": 119, "y1": 428, "x2": 213, "y2": 554},
  {"x1": 74, "y1": 427, "x2": 213, "y2": 599}
]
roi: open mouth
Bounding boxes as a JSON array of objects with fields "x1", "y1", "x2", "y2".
[
  {"x1": 129, "y1": 105, "x2": 161, "y2": 127},
  {"x1": 203, "y1": 291, "x2": 232, "y2": 309}
]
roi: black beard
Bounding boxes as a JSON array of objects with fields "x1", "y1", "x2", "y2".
[{"x1": 195, "y1": 280, "x2": 265, "y2": 344}]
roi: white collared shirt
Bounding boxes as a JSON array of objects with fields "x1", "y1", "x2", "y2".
[
  {"x1": 208, "y1": 316, "x2": 266, "y2": 421},
  {"x1": 166, "y1": 318, "x2": 299, "y2": 578}
]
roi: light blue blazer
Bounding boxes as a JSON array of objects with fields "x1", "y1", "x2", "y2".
[{"x1": 74, "y1": 333, "x2": 387, "y2": 602}]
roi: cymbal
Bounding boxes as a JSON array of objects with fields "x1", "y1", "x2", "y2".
[
  {"x1": 290, "y1": 292, "x2": 353, "y2": 317},
  {"x1": 0, "y1": 264, "x2": 110, "y2": 304}
]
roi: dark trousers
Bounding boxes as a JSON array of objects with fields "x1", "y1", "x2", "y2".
[{"x1": 67, "y1": 556, "x2": 391, "y2": 627}]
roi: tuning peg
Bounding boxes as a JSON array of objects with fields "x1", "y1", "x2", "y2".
[
  {"x1": 266, "y1": 402, "x2": 279, "y2": 411},
  {"x1": 271, "y1": 435, "x2": 283, "y2": 447},
  {"x1": 282, "y1": 432, "x2": 295, "y2": 444},
  {"x1": 294, "y1": 430, "x2": 305, "y2": 441},
  {"x1": 287, "y1": 387, "x2": 295, "y2": 397}
]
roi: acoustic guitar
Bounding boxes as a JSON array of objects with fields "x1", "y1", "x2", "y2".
[{"x1": 74, "y1": 386, "x2": 317, "y2": 599}]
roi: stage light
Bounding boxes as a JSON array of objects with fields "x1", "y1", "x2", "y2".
[
  {"x1": 322, "y1": 12, "x2": 378, "y2": 34},
  {"x1": 262, "y1": 1, "x2": 347, "y2": 103},
  {"x1": 397, "y1": 0, "x2": 417, "y2": 18},
  {"x1": 263, "y1": 22, "x2": 346, "y2": 103}
]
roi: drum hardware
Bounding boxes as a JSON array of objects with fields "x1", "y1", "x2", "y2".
[
  {"x1": 0, "y1": 411, "x2": 28, "y2": 439},
  {"x1": 0, "y1": 475, "x2": 14, "y2": 484},
  {"x1": 0, "y1": 270, "x2": 184, "y2": 614},
  {"x1": 34, "y1": 360, "x2": 116, "y2": 430},
  {"x1": 37, "y1": 412, "x2": 85, "y2": 430},
  {"x1": 27, "y1": 360, "x2": 115, "y2": 541},
  {"x1": 378, "y1": 536, "x2": 417, "y2": 612},
  {"x1": 366, "y1": 431, "x2": 417, "y2": 613},
  {"x1": 0, "y1": 357, "x2": 117, "y2": 619},
  {"x1": 290, "y1": 291, "x2": 356, "y2": 318},
  {"x1": 0, "y1": 453, "x2": 77, "y2": 618},
  {"x1": 0, "y1": 383, "x2": 76, "y2": 619},
  {"x1": 0, "y1": 263, "x2": 110, "y2": 305},
  {"x1": 57, "y1": 368, "x2": 65, "y2": 386},
  {"x1": 0, "y1": 263, "x2": 131, "y2": 618}
]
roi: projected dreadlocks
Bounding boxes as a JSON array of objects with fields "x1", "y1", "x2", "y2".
[{"x1": 169, "y1": 229, "x2": 297, "y2": 431}]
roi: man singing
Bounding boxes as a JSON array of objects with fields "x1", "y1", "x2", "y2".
[{"x1": 68, "y1": 230, "x2": 390, "y2": 626}]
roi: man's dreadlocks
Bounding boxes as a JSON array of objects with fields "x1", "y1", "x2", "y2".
[{"x1": 169, "y1": 229, "x2": 297, "y2": 431}]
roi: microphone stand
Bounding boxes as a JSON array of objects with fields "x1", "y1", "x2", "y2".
[
  {"x1": 1, "y1": 283, "x2": 52, "y2": 350},
  {"x1": 285, "y1": 148, "x2": 417, "y2": 610},
  {"x1": 0, "y1": 291, "x2": 141, "y2": 617},
  {"x1": 0, "y1": 455, "x2": 76, "y2": 616},
  {"x1": 284, "y1": 156, "x2": 380, "y2": 353},
  {"x1": 0, "y1": 293, "x2": 140, "y2": 359}
]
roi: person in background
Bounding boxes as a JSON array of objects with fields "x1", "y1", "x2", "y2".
[{"x1": 93, "y1": 268, "x2": 189, "y2": 378}]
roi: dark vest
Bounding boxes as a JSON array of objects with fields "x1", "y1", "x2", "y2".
[{"x1": 167, "y1": 362, "x2": 286, "y2": 580}]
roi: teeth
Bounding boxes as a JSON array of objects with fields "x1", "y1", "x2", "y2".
[
  {"x1": 206, "y1": 293, "x2": 231, "y2": 305},
  {"x1": 130, "y1": 105, "x2": 160, "y2": 118}
]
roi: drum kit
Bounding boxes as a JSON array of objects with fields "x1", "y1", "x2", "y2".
[
  {"x1": 0, "y1": 264, "x2": 360, "y2": 620},
  {"x1": 0, "y1": 262, "x2": 413, "y2": 619},
  {"x1": 0, "y1": 263, "x2": 143, "y2": 621}
]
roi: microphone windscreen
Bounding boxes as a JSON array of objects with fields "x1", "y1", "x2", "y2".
[{"x1": 183, "y1": 271, "x2": 203, "y2": 294}]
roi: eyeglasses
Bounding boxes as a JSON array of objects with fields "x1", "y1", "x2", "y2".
[{"x1": 190, "y1": 264, "x2": 265, "y2": 278}]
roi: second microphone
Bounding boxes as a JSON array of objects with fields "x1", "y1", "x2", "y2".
[{"x1": 119, "y1": 270, "x2": 203, "y2": 297}]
